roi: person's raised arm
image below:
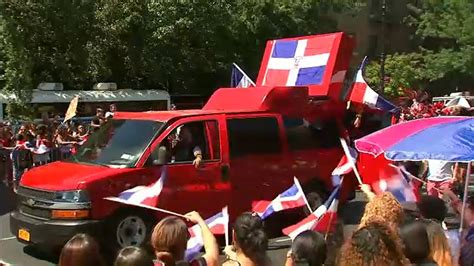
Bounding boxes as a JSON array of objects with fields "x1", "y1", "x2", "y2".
[{"x1": 185, "y1": 211, "x2": 219, "y2": 266}]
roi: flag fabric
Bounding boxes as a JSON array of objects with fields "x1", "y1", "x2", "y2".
[
  {"x1": 64, "y1": 96, "x2": 79, "y2": 122},
  {"x1": 283, "y1": 185, "x2": 341, "y2": 239},
  {"x1": 252, "y1": 177, "x2": 308, "y2": 219},
  {"x1": 348, "y1": 57, "x2": 398, "y2": 113},
  {"x1": 115, "y1": 167, "x2": 167, "y2": 207},
  {"x1": 258, "y1": 35, "x2": 333, "y2": 87},
  {"x1": 185, "y1": 207, "x2": 229, "y2": 261},
  {"x1": 231, "y1": 63, "x2": 255, "y2": 88},
  {"x1": 372, "y1": 165, "x2": 417, "y2": 203},
  {"x1": 331, "y1": 146, "x2": 358, "y2": 186}
]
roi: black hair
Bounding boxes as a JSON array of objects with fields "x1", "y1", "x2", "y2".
[
  {"x1": 291, "y1": 230, "x2": 327, "y2": 266},
  {"x1": 400, "y1": 220, "x2": 431, "y2": 264},
  {"x1": 16, "y1": 134, "x2": 24, "y2": 141},
  {"x1": 114, "y1": 246, "x2": 154, "y2": 266},
  {"x1": 417, "y1": 195, "x2": 447, "y2": 223},
  {"x1": 234, "y1": 212, "x2": 268, "y2": 264}
]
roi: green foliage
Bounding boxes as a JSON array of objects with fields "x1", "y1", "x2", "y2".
[
  {"x1": 367, "y1": 0, "x2": 474, "y2": 97},
  {"x1": 0, "y1": 0, "x2": 361, "y2": 117},
  {"x1": 365, "y1": 53, "x2": 426, "y2": 97}
]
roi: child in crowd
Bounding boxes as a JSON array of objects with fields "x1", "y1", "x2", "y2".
[
  {"x1": 285, "y1": 230, "x2": 327, "y2": 266},
  {"x1": 58, "y1": 233, "x2": 105, "y2": 266},
  {"x1": 115, "y1": 246, "x2": 154, "y2": 266},
  {"x1": 151, "y1": 211, "x2": 219, "y2": 266},
  {"x1": 223, "y1": 212, "x2": 270, "y2": 266}
]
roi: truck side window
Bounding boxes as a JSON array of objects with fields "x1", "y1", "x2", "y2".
[
  {"x1": 284, "y1": 117, "x2": 339, "y2": 149},
  {"x1": 151, "y1": 120, "x2": 220, "y2": 164},
  {"x1": 227, "y1": 117, "x2": 281, "y2": 158}
]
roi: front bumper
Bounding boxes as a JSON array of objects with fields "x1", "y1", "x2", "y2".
[{"x1": 10, "y1": 210, "x2": 101, "y2": 247}]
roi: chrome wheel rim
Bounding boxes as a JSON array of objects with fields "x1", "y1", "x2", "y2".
[{"x1": 116, "y1": 215, "x2": 146, "y2": 247}]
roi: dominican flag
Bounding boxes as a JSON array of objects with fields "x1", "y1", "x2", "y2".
[
  {"x1": 231, "y1": 63, "x2": 255, "y2": 88},
  {"x1": 185, "y1": 207, "x2": 229, "y2": 261},
  {"x1": 107, "y1": 167, "x2": 167, "y2": 207},
  {"x1": 372, "y1": 165, "x2": 416, "y2": 203},
  {"x1": 283, "y1": 185, "x2": 340, "y2": 239},
  {"x1": 331, "y1": 146, "x2": 358, "y2": 186},
  {"x1": 347, "y1": 57, "x2": 398, "y2": 113},
  {"x1": 252, "y1": 177, "x2": 308, "y2": 219},
  {"x1": 257, "y1": 35, "x2": 332, "y2": 86}
]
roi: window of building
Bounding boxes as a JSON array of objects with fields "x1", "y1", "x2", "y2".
[{"x1": 227, "y1": 117, "x2": 281, "y2": 158}]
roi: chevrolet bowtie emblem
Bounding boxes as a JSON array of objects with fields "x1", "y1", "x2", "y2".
[{"x1": 25, "y1": 199, "x2": 35, "y2": 207}]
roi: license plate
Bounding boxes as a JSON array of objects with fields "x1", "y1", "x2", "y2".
[{"x1": 18, "y1": 228, "x2": 30, "y2": 242}]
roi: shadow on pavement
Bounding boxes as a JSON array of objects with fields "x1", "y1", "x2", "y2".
[
  {"x1": 0, "y1": 181, "x2": 16, "y2": 216},
  {"x1": 23, "y1": 245, "x2": 59, "y2": 265}
]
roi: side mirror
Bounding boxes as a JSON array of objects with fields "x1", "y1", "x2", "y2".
[{"x1": 153, "y1": 146, "x2": 168, "y2": 166}]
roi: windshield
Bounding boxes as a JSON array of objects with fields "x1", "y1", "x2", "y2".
[{"x1": 71, "y1": 119, "x2": 163, "y2": 167}]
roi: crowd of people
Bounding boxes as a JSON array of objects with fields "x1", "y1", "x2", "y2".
[
  {"x1": 0, "y1": 104, "x2": 117, "y2": 189},
  {"x1": 52, "y1": 182, "x2": 473, "y2": 266}
]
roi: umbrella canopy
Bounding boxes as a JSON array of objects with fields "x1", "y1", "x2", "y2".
[{"x1": 355, "y1": 116, "x2": 474, "y2": 162}]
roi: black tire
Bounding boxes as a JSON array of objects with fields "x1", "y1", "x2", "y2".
[{"x1": 103, "y1": 208, "x2": 156, "y2": 258}]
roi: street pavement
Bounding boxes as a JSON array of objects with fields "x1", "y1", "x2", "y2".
[{"x1": 0, "y1": 180, "x2": 366, "y2": 266}]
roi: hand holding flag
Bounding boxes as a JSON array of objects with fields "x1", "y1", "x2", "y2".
[{"x1": 185, "y1": 207, "x2": 229, "y2": 261}]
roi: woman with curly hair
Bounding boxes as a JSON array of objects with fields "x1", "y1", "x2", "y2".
[
  {"x1": 359, "y1": 185, "x2": 405, "y2": 230},
  {"x1": 337, "y1": 221, "x2": 409, "y2": 266}
]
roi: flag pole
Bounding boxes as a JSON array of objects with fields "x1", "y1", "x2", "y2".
[
  {"x1": 459, "y1": 163, "x2": 472, "y2": 235},
  {"x1": 294, "y1": 177, "x2": 313, "y2": 213},
  {"x1": 104, "y1": 197, "x2": 186, "y2": 218},
  {"x1": 324, "y1": 177, "x2": 343, "y2": 240},
  {"x1": 232, "y1": 63, "x2": 256, "y2": 86},
  {"x1": 339, "y1": 138, "x2": 363, "y2": 185},
  {"x1": 223, "y1": 207, "x2": 230, "y2": 247}
]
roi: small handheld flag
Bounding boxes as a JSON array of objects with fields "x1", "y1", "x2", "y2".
[
  {"x1": 185, "y1": 207, "x2": 229, "y2": 261},
  {"x1": 372, "y1": 165, "x2": 417, "y2": 203},
  {"x1": 347, "y1": 57, "x2": 398, "y2": 113},
  {"x1": 252, "y1": 177, "x2": 310, "y2": 219},
  {"x1": 231, "y1": 63, "x2": 255, "y2": 88},
  {"x1": 283, "y1": 185, "x2": 341, "y2": 239}
]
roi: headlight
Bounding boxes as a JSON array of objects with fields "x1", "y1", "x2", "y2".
[{"x1": 54, "y1": 190, "x2": 90, "y2": 203}]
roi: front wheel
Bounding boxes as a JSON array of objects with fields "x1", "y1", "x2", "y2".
[{"x1": 104, "y1": 209, "x2": 155, "y2": 256}]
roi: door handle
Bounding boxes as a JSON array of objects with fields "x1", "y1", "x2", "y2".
[{"x1": 221, "y1": 165, "x2": 230, "y2": 182}]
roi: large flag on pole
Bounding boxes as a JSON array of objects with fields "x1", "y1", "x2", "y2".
[
  {"x1": 231, "y1": 63, "x2": 255, "y2": 88},
  {"x1": 347, "y1": 57, "x2": 398, "y2": 113},
  {"x1": 64, "y1": 96, "x2": 79, "y2": 122}
]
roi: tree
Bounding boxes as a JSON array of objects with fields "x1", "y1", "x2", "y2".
[
  {"x1": 0, "y1": 0, "x2": 361, "y2": 117},
  {"x1": 366, "y1": 0, "x2": 474, "y2": 97}
]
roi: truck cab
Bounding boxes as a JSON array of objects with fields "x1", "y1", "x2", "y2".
[{"x1": 10, "y1": 86, "x2": 350, "y2": 252}]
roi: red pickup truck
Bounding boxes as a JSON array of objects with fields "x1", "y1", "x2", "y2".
[{"x1": 10, "y1": 86, "x2": 354, "y2": 252}]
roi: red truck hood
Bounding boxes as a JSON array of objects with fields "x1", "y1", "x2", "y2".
[{"x1": 20, "y1": 161, "x2": 130, "y2": 191}]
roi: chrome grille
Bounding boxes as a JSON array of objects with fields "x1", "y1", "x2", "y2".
[
  {"x1": 17, "y1": 186, "x2": 55, "y2": 201},
  {"x1": 19, "y1": 204, "x2": 51, "y2": 219}
]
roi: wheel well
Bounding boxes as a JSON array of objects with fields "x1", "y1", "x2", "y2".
[{"x1": 301, "y1": 178, "x2": 330, "y2": 215}]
